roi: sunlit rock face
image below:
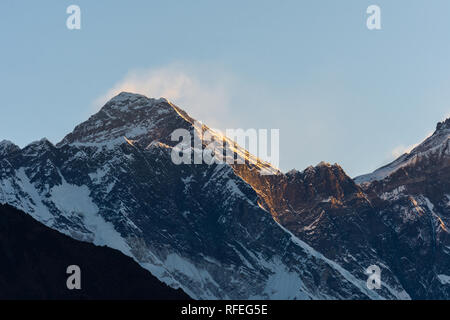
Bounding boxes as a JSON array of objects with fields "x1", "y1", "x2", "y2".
[
  {"x1": 234, "y1": 118, "x2": 450, "y2": 299},
  {"x1": 0, "y1": 92, "x2": 448, "y2": 299}
]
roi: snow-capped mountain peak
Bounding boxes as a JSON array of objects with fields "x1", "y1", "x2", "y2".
[
  {"x1": 104, "y1": 92, "x2": 169, "y2": 111},
  {"x1": 0, "y1": 140, "x2": 20, "y2": 156},
  {"x1": 355, "y1": 117, "x2": 450, "y2": 184},
  {"x1": 57, "y1": 92, "x2": 185, "y2": 148}
]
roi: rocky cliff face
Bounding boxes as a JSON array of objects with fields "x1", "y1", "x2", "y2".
[
  {"x1": 234, "y1": 118, "x2": 450, "y2": 299},
  {"x1": 0, "y1": 92, "x2": 448, "y2": 299},
  {"x1": 360, "y1": 119, "x2": 450, "y2": 298}
]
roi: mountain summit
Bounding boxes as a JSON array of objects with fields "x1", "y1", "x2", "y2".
[
  {"x1": 58, "y1": 92, "x2": 184, "y2": 147},
  {"x1": 355, "y1": 117, "x2": 450, "y2": 184},
  {"x1": 0, "y1": 93, "x2": 449, "y2": 299}
]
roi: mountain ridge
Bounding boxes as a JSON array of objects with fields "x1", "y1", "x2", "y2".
[
  {"x1": 0, "y1": 92, "x2": 386, "y2": 299},
  {"x1": 355, "y1": 117, "x2": 450, "y2": 185},
  {"x1": 0, "y1": 92, "x2": 449, "y2": 299}
]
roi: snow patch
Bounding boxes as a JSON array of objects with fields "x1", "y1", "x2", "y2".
[
  {"x1": 437, "y1": 274, "x2": 450, "y2": 285},
  {"x1": 274, "y1": 220, "x2": 386, "y2": 300},
  {"x1": 49, "y1": 178, "x2": 131, "y2": 255},
  {"x1": 15, "y1": 168, "x2": 54, "y2": 223},
  {"x1": 380, "y1": 185, "x2": 406, "y2": 201}
]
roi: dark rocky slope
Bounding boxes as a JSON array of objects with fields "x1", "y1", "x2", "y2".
[{"x1": 0, "y1": 203, "x2": 189, "y2": 300}]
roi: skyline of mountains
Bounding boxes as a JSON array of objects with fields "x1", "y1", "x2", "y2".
[{"x1": 0, "y1": 92, "x2": 449, "y2": 299}]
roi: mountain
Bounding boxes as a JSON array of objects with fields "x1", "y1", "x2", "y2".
[
  {"x1": 0, "y1": 203, "x2": 189, "y2": 299},
  {"x1": 359, "y1": 118, "x2": 450, "y2": 298},
  {"x1": 0, "y1": 92, "x2": 448, "y2": 299},
  {"x1": 355, "y1": 118, "x2": 450, "y2": 184},
  {"x1": 234, "y1": 163, "x2": 413, "y2": 299},
  {"x1": 0, "y1": 92, "x2": 386, "y2": 300},
  {"x1": 233, "y1": 118, "x2": 450, "y2": 299}
]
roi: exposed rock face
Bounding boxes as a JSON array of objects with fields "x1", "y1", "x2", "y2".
[
  {"x1": 0, "y1": 92, "x2": 448, "y2": 299},
  {"x1": 359, "y1": 119, "x2": 450, "y2": 298},
  {"x1": 0, "y1": 203, "x2": 189, "y2": 300},
  {"x1": 234, "y1": 119, "x2": 450, "y2": 299}
]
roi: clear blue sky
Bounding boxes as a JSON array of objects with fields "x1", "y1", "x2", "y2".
[{"x1": 1, "y1": 0, "x2": 449, "y2": 177}]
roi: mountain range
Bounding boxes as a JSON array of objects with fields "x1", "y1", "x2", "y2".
[{"x1": 0, "y1": 92, "x2": 448, "y2": 299}]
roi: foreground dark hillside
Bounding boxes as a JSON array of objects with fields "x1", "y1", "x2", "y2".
[{"x1": 0, "y1": 204, "x2": 189, "y2": 300}]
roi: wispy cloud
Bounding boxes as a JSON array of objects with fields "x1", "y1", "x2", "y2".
[{"x1": 93, "y1": 63, "x2": 235, "y2": 129}]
